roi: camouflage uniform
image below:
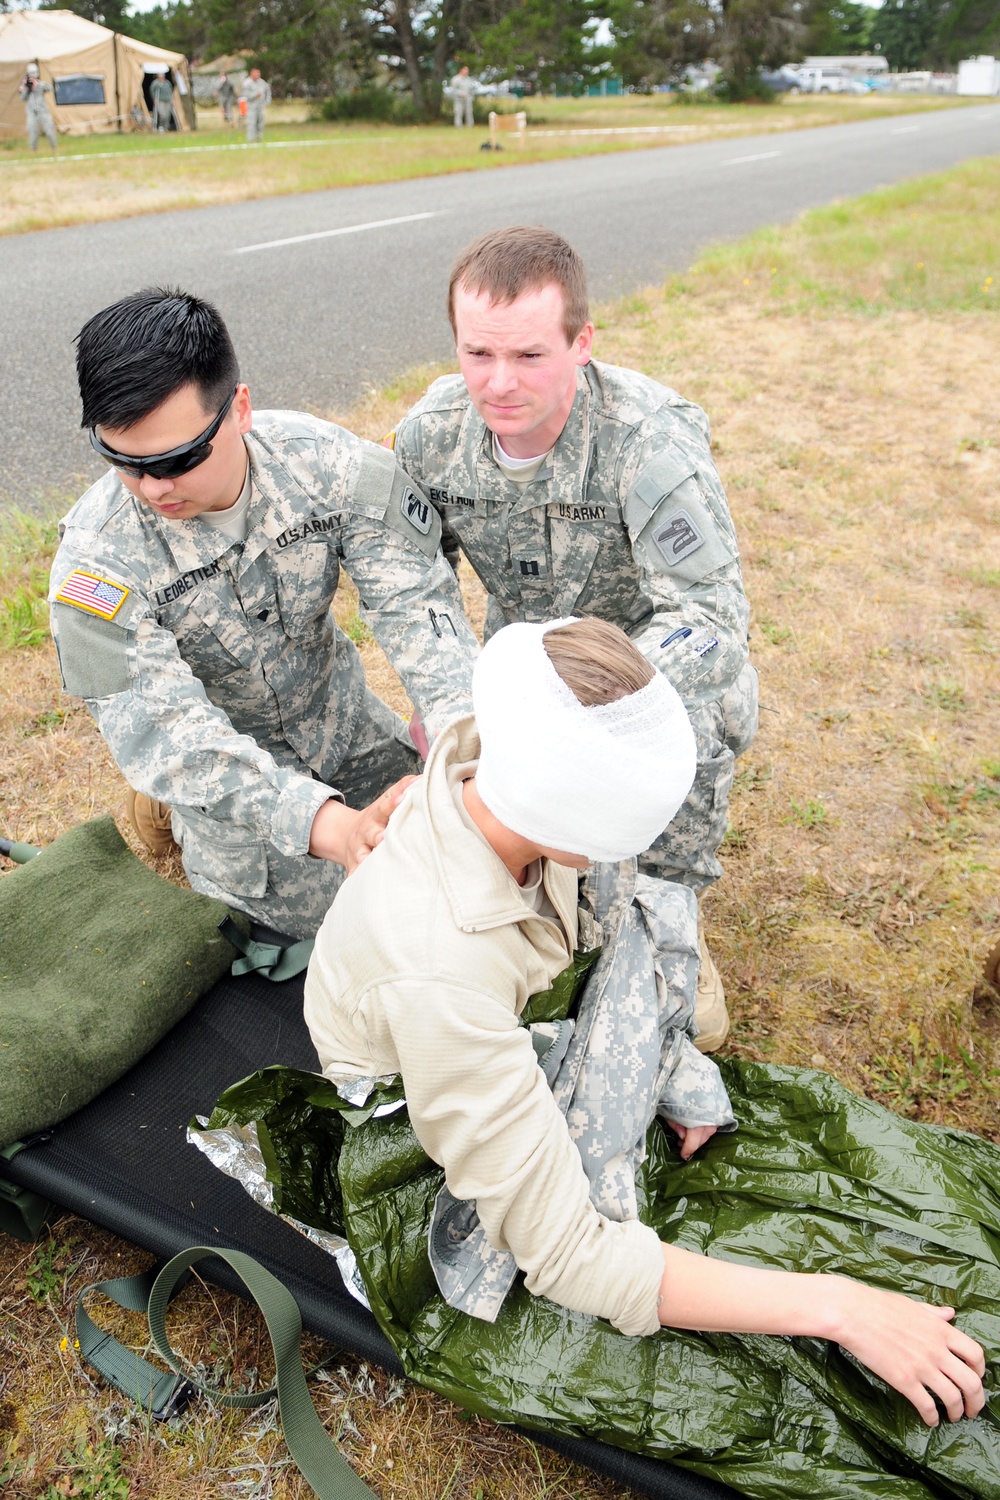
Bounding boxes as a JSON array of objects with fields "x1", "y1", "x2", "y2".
[
  {"x1": 392, "y1": 360, "x2": 758, "y2": 891},
  {"x1": 49, "y1": 412, "x2": 478, "y2": 939},
  {"x1": 20, "y1": 76, "x2": 57, "y2": 151},
  {"x1": 428, "y1": 857, "x2": 736, "y2": 1324},
  {"x1": 214, "y1": 75, "x2": 237, "y2": 125},
  {"x1": 150, "y1": 76, "x2": 174, "y2": 131},
  {"x1": 242, "y1": 75, "x2": 271, "y2": 143}
]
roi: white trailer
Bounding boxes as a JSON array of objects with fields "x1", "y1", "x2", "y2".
[{"x1": 957, "y1": 55, "x2": 1000, "y2": 95}]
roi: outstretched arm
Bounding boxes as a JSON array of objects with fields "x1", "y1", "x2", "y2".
[{"x1": 656, "y1": 1244, "x2": 986, "y2": 1426}]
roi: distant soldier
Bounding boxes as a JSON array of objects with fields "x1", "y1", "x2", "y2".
[
  {"x1": 214, "y1": 70, "x2": 237, "y2": 126},
  {"x1": 242, "y1": 67, "x2": 271, "y2": 144},
  {"x1": 150, "y1": 67, "x2": 174, "y2": 132},
  {"x1": 450, "y1": 65, "x2": 478, "y2": 128},
  {"x1": 19, "y1": 63, "x2": 57, "y2": 153}
]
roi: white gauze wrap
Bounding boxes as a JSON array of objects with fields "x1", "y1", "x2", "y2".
[{"x1": 473, "y1": 620, "x2": 697, "y2": 861}]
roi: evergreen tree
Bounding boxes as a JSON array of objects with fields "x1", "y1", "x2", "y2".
[
  {"x1": 474, "y1": 0, "x2": 611, "y2": 92},
  {"x1": 933, "y1": 0, "x2": 1000, "y2": 66},
  {"x1": 609, "y1": 0, "x2": 807, "y2": 96},
  {"x1": 871, "y1": 0, "x2": 947, "y2": 69},
  {"x1": 609, "y1": 0, "x2": 713, "y2": 89},
  {"x1": 39, "y1": 0, "x2": 133, "y2": 31},
  {"x1": 804, "y1": 0, "x2": 876, "y2": 54}
]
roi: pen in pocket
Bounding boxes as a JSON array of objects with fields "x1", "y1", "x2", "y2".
[{"x1": 660, "y1": 627, "x2": 692, "y2": 648}]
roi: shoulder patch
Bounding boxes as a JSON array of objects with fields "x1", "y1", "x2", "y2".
[
  {"x1": 385, "y1": 468, "x2": 441, "y2": 557},
  {"x1": 383, "y1": 430, "x2": 396, "y2": 451},
  {"x1": 651, "y1": 507, "x2": 705, "y2": 566},
  {"x1": 55, "y1": 570, "x2": 131, "y2": 621},
  {"x1": 400, "y1": 486, "x2": 432, "y2": 535}
]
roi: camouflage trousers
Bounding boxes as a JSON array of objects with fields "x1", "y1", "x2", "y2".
[
  {"x1": 173, "y1": 689, "x2": 419, "y2": 941},
  {"x1": 27, "y1": 108, "x2": 56, "y2": 150},
  {"x1": 245, "y1": 102, "x2": 266, "y2": 142},
  {"x1": 429, "y1": 860, "x2": 736, "y2": 1322},
  {"x1": 641, "y1": 659, "x2": 759, "y2": 891}
]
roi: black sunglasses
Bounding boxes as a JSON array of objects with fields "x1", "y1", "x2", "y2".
[{"x1": 89, "y1": 386, "x2": 239, "y2": 481}]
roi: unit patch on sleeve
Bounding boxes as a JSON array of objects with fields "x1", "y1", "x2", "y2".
[
  {"x1": 402, "y1": 488, "x2": 433, "y2": 535},
  {"x1": 651, "y1": 509, "x2": 705, "y2": 566},
  {"x1": 55, "y1": 570, "x2": 131, "y2": 621}
]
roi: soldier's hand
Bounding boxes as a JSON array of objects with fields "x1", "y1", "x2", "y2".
[
  {"x1": 308, "y1": 777, "x2": 418, "y2": 872},
  {"x1": 407, "y1": 712, "x2": 430, "y2": 760},
  {"x1": 665, "y1": 1122, "x2": 717, "y2": 1161}
]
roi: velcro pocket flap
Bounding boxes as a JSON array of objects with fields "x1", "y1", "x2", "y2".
[
  {"x1": 625, "y1": 452, "x2": 697, "y2": 534},
  {"x1": 352, "y1": 442, "x2": 399, "y2": 517},
  {"x1": 353, "y1": 445, "x2": 441, "y2": 557},
  {"x1": 51, "y1": 603, "x2": 132, "y2": 699}
]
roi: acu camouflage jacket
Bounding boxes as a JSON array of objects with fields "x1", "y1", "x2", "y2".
[
  {"x1": 49, "y1": 411, "x2": 478, "y2": 861},
  {"x1": 392, "y1": 360, "x2": 751, "y2": 712}
]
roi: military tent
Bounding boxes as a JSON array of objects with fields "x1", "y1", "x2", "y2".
[{"x1": 0, "y1": 10, "x2": 192, "y2": 138}]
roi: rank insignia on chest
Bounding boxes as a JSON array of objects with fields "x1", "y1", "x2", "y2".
[
  {"x1": 515, "y1": 556, "x2": 548, "y2": 579},
  {"x1": 403, "y1": 489, "x2": 432, "y2": 534},
  {"x1": 652, "y1": 508, "x2": 705, "y2": 565},
  {"x1": 55, "y1": 570, "x2": 130, "y2": 620}
]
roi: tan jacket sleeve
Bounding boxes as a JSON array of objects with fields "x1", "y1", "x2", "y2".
[{"x1": 358, "y1": 977, "x2": 663, "y2": 1337}]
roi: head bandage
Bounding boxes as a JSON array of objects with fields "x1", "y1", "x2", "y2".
[{"x1": 473, "y1": 621, "x2": 697, "y2": 862}]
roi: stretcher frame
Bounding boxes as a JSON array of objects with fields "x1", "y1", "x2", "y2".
[{"x1": 0, "y1": 966, "x2": 739, "y2": 1500}]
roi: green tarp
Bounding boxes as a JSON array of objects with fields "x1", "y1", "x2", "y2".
[{"x1": 202, "y1": 1059, "x2": 1000, "y2": 1499}]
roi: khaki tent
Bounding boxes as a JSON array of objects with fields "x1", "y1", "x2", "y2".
[{"x1": 0, "y1": 10, "x2": 192, "y2": 138}]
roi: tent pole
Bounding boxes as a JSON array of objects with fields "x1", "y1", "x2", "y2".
[{"x1": 114, "y1": 32, "x2": 122, "y2": 131}]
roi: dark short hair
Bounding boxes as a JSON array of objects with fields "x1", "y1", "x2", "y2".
[
  {"x1": 76, "y1": 287, "x2": 239, "y2": 432},
  {"x1": 448, "y1": 226, "x2": 589, "y2": 345}
]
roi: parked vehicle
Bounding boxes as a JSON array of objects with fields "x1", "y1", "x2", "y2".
[
  {"x1": 787, "y1": 65, "x2": 850, "y2": 94},
  {"x1": 760, "y1": 67, "x2": 803, "y2": 93}
]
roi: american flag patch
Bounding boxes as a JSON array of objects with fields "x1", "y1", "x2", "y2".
[{"x1": 55, "y1": 570, "x2": 130, "y2": 620}]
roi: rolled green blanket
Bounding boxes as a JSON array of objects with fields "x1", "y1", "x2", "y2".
[{"x1": 0, "y1": 816, "x2": 244, "y2": 1148}]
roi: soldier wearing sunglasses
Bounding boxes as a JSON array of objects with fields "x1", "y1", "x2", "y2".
[{"x1": 49, "y1": 287, "x2": 479, "y2": 940}]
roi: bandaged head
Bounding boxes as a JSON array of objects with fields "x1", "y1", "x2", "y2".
[{"x1": 473, "y1": 619, "x2": 697, "y2": 862}]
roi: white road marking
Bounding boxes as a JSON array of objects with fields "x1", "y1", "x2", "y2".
[
  {"x1": 891, "y1": 125, "x2": 921, "y2": 135},
  {"x1": 724, "y1": 150, "x2": 781, "y2": 165},
  {"x1": 0, "y1": 136, "x2": 396, "y2": 168},
  {"x1": 232, "y1": 210, "x2": 437, "y2": 255}
]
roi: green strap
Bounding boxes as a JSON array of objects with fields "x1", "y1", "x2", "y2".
[
  {"x1": 76, "y1": 1266, "x2": 193, "y2": 1419},
  {"x1": 219, "y1": 916, "x2": 315, "y2": 982},
  {"x1": 76, "y1": 1246, "x2": 376, "y2": 1500},
  {"x1": 0, "y1": 837, "x2": 41, "y2": 864}
]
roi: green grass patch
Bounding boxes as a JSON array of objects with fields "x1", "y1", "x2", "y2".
[
  {"x1": 343, "y1": 610, "x2": 375, "y2": 646},
  {"x1": 0, "y1": 508, "x2": 61, "y2": 649},
  {"x1": 678, "y1": 154, "x2": 1000, "y2": 314}
]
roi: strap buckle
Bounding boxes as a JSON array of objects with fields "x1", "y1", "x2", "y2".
[{"x1": 151, "y1": 1376, "x2": 195, "y2": 1422}]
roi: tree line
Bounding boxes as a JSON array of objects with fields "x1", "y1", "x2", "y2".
[{"x1": 30, "y1": 0, "x2": 1000, "y2": 114}]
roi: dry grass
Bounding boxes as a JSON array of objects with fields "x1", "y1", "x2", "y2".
[
  {"x1": 2, "y1": 1218, "x2": 627, "y2": 1498},
  {"x1": 0, "y1": 92, "x2": 984, "y2": 237},
  {"x1": 3, "y1": 159, "x2": 1000, "y2": 1495}
]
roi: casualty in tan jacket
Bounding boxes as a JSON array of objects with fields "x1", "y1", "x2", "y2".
[{"x1": 304, "y1": 714, "x2": 665, "y2": 1337}]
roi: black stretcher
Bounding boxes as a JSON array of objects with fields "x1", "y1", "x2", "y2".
[{"x1": 0, "y1": 968, "x2": 739, "y2": 1500}]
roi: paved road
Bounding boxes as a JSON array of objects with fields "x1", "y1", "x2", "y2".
[{"x1": 4, "y1": 102, "x2": 999, "y2": 511}]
